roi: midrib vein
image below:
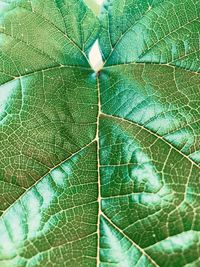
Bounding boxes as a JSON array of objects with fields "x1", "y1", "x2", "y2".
[
  {"x1": 96, "y1": 74, "x2": 101, "y2": 267},
  {"x1": 103, "y1": 61, "x2": 200, "y2": 76}
]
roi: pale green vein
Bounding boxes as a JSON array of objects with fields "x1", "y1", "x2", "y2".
[
  {"x1": 101, "y1": 113, "x2": 199, "y2": 169},
  {"x1": 0, "y1": 139, "x2": 96, "y2": 219},
  {"x1": 101, "y1": 213, "x2": 159, "y2": 267}
]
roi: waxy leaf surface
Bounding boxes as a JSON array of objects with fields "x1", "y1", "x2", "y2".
[{"x1": 0, "y1": 0, "x2": 200, "y2": 266}]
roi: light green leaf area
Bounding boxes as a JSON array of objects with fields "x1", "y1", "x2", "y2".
[
  {"x1": 0, "y1": 0, "x2": 200, "y2": 266},
  {"x1": 100, "y1": 0, "x2": 200, "y2": 71},
  {"x1": 0, "y1": 0, "x2": 99, "y2": 84},
  {"x1": 84, "y1": 0, "x2": 101, "y2": 15}
]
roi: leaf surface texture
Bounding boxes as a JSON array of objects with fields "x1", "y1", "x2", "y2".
[{"x1": 0, "y1": 0, "x2": 200, "y2": 266}]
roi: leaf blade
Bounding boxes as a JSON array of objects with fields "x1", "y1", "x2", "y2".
[
  {"x1": 100, "y1": 0, "x2": 200, "y2": 72},
  {"x1": 0, "y1": 142, "x2": 98, "y2": 266}
]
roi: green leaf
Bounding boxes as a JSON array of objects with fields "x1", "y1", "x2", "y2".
[
  {"x1": 98, "y1": 0, "x2": 200, "y2": 266},
  {"x1": 0, "y1": 142, "x2": 98, "y2": 266},
  {"x1": 84, "y1": 0, "x2": 101, "y2": 15},
  {"x1": 0, "y1": 0, "x2": 200, "y2": 266},
  {"x1": 0, "y1": 1, "x2": 99, "y2": 266},
  {"x1": 100, "y1": 0, "x2": 200, "y2": 71}
]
